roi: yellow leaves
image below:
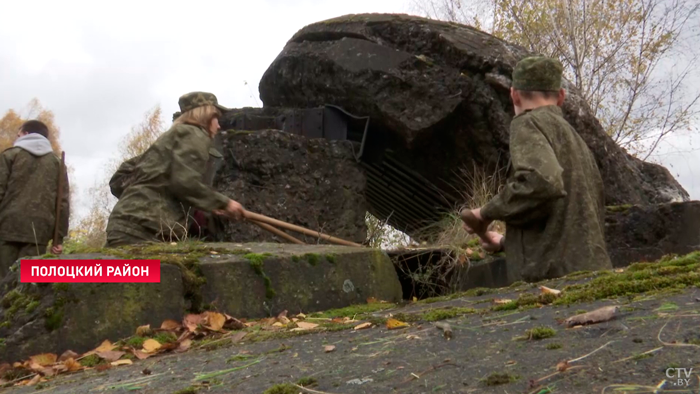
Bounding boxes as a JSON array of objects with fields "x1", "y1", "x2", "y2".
[
  {"x1": 136, "y1": 324, "x2": 152, "y2": 337},
  {"x1": 96, "y1": 351, "x2": 125, "y2": 362},
  {"x1": 95, "y1": 340, "x2": 117, "y2": 353},
  {"x1": 292, "y1": 322, "x2": 319, "y2": 331},
  {"x1": 203, "y1": 312, "x2": 227, "y2": 331},
  {"x1": 324, "y1": 345, "x2": 336, "y2": 353},
  {"x1": 354, "y1": 322, "x2": 373, "y2": 330},
  {"x1": 111, "y1": 359, "x2": 133, "y2": 367},
  {"x1": 493, "y1": 298, "x2": 513, "y2": 305},
  {"x1": 142, "y1": 339, "x2": 162, "y2": 353},
  {"x1": 539, "y1": 286, "x2": 562, "y2": 297},
  {"x1": 58, "y1": 350, "x2": 79, "y2": 362},
  {"x1": 63, "y1": 358, "x2": 82, "y2": 372},
  {"x1": 386, "y1": 318, "x2": 409, "y2": 330},
  {"x1": 161, "y1": 319, "x2": 181, "y2": 331},
  {"x1": 29, "y1": 354, "x2": 57, "y2": 367}
]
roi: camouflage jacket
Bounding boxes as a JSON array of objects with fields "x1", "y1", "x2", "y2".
[
  {"x1": 0, "y1": 146, "x2": 70, "y2": 245},
  {"x1": 481, "y1": 105, "x2": 612, "y2": 282},
  {"x1": 106, "y1": 123, "x2": 230, "y2": 241}
]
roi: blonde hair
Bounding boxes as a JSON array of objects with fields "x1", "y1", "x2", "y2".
[{"x1": 173, "y1": 105, "x2": 221, "y2": 136}]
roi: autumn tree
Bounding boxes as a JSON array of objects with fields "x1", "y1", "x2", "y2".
[
  {"x1": 72, "y1": 106, "x2": 166, "y2": 248},
  {"x1": 410, "y1": 0, "x2": 700, "y2": 159}
]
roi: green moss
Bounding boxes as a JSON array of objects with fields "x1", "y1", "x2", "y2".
[
  {"x1": 296, "y1": 377, "x2": 318, "y2": 387},
  {"x1": 303, "y1": 253, "x2": 320, "y2": 266},
  {"x1": 509, "y1": 281, "x2": 526, "y2": 288},
  {"x1": 606, "y1": 204, "x2": 633, "y2": 213},
  {"x1": 0, "y1": 321, "x2": 9, "y2": 329},
  {"x1": 546, "y1": 343, "x2": 562, "y2": 350},
  {"x1": 52, "y1": 283, "x2": 70, "y2": 292},
  {"x1": 44, "y1": 307, "x2": 64, "y2": 331},
  {"x1": 173, "y1": 387, "x2": 198, "y2": 394},
  {"x1": 291, "y1": 255, "x2": 301, "y2": 263},
  {"x1": 263, "y1": 384, "x2": 298, "y2": 394},
  {"x1": 0, "y1": 338, "x2": 6, "y2": 348},
  {"x1": 310, "y1": 302, "x2": 395, "y2": 319},
  {"x1": 462, "y1": 287, "x2": 497, "y2": 297},
  {"x1": 482, "y1": 372, "x2": 519, "y2": 386},
  {"x1": 227, "y1": 354, "x2": 254, "y2": 362},
  {"x1": 154, "y1": 332, "x2": 177, "y2": 344},
  {"x1": 325, "y1": 254, "x2": 337, "y2": 264},
  {"x1": 396, "y1": 307, "x2": 477, "y2": 322},
  {"x1": 493, "y1": 292, "x2": 556, "y2": 312},
  {"x1": 25, "y1": 301, "x2": 40, "y2": 314},
  {"x1": 79, "y1": 354, "x2": 104, "y2": 367},
  {"x1": 40, "y1": 253, "x2": 58, "y2": 259},
  {"x1": 245, "y1": 253, "x2": 275, "y2": 299},
  {"x1": 525, "y1": 326, "x2": 556, "y2": 340},
  {"x1": 1, "y1": 290, "x2": 22, "y2": 308},
  {"x1": 126, "y1": 336, "x2": 147, "y2": 348}
]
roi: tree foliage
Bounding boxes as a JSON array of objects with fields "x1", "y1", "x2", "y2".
[
  {"x1": 411, "y1": 0, "x2": 700, "y2": 158},
  {"x1": 71, "y1": 106, "x2": 166, "y2": 248}
]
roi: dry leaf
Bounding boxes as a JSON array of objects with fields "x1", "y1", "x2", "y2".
[
  {"x1": 272, "y1": 322, "x2": 284, "y2": 328},
  {"x1": 29, "y1": 354, "x2": 57, "y2": 366},
  {"x1": 176, "y1": 339, "x2": 192, "y2": 353},
  {"x1": 412, "y1": 296, "x2": 418, "y2": 302},
  {"x1": 183, "y1": 314, "x2": 204, "y2": 332},
  {"x1": 58, "y1": 350, "x2": 79, "y2": 362},
  {"x1": 161, "y1": 319, "x2": 181, "y2": 331},
  {"x1": 294, "y1": 322, "x2": 319, "y2": 330},
  {"x1": 135, "y1": 324, "x2": 152, "y2": 337},
  {"x1": 204, "y1": 312, "x2": 227, "y2": 331},
  {"x1": 557, "y1": 361, "x2": 570, "y2": 372},
  {"x1": 224, "y1": 315, "x2": 246, "y2": 330},
  {"x1": 466, "y1": 248, "x2": 474, "y2": 255},
  {"x1": 95, "y1": 364, "x2": 112, "y2": 372},
  {"x1": 132, "y1": 350, "x2": 152, "y2": 360},
  {"x1": 564, "y1": 306, "x2": 618, "y2": 328},
  {"x1": 230, "y1": 331, "x2": 248, "y2": 344},
  {"x1": 142, "y1": 339, "x2": 162, "y2": 353},
  {"x1": 111, "y1": 359, "x2": 133, "y2": 366},
  {"x1": 29, "y1": 362, "x2": 54, "y2": 376},
  {"x1": 95, "y1": 340, "x2": 116, "y2": 352},
  {"x1": 26, "y1": 374, "x2": 41, "y2": 386},
  {"x1": 614, "y1": 268, "x2": 625, "y2": 273},
  {"x1": 296, "y1": 313, "x2": 306, "y2": 319},
  {"x1": 324, "y1": 345, "x2": 336, "y2": 353},
  {"x1": 63, "y1": 358, "x2": 82, "y2": 372},
  {"x1": 354, "y1": 322, "x2": 372, "y2": 330},
  {"x1": 493, "y1": 299, "x2": 513, "y2": 304},
  {"x1": 386, "y1": 318, "x2": 409, "y2": 330},
  {"x1": 276, "y1": 310, "x2": 290, "y2": 325},
  {"x1": 96, "y1": 351, "x2": 125, "y2": 362},
  {"x1": 539, "y1": 286, "x2": 562, "y2": 296},
  {"x1": 406, "y1": 335, "x2": 421, "y2": 340}
]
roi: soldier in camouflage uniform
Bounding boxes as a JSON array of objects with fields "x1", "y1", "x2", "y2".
[
  {"x1": 0, "y1": 120, "x2": 70, "y2": 276},
  {"x1": 461, "y1": 56, "x2": 612, "y2": 282},
  {"x1": 105, "y1": 92, "x2": 245, "y2": 247}
]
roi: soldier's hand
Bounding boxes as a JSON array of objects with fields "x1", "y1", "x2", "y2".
[
  {"x1": 220, "y1": 199, "x2": 245, "y2": 221},
  {"x1": 51, "y1": 244, "x2": 63, "y2": 255},
  {"x1": 480, "y1": 231, "x2": 504, "y2": 253}
]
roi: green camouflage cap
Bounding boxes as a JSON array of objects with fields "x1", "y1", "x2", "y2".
[
  {"x1": 178, "y1": 92, "x2": 231, "y2": 114},
  {"x1": 172, "y1": 111, "x2": 181, "y2": 121},
  {"x1": 512, "y1": 56, "x2": 563, "y2": 91}
]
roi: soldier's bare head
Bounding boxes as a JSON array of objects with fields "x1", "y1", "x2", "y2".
[
  {"x1": 510, "y1": 56, "x2": 566, "y2": 115},
  {"x1": 173, "y1": 105, "x2": 222, "y2": 137},
  {"x1": 18, "y1": 120, "x2": 49, "y2": 139}
]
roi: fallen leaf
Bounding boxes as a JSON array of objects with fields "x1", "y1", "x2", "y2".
[
  {"x1": 386, "y1": 318, "x2": 409, "y2": 330},
  {"x1": 324, "y1": 345, "x2": 336, "y2": 353},
  {"x1": 111, "y1": 359, "x2": 133, "y2": 366},
  {"x1": 539, "y1": 286, "x2": 562, "y2": 296},
  {"x1": 412, "y1": 296, "x2": 418, "y2": 302},
  {"x1": 294, "y1": 322, "x2": 319, "y2": 330},
  {"x1": 466, "y1": 247, "x2": 474, "y2": 255},
  {"x1": 224, "y1": 315, "x2": 246, "y2": 330},
  {"x1": 176, "y1": 339, "x2": 192, "y2": 353},
  {"x1": 354, "y1": 322, "x2": 372, "y2": 330},
  {"x1": 96, "y1": 351, "x2": 125, "y2": 362},
  {"x1": 210, "y1": 251, "x2": 219, "y2": 255},
  {"x1": 29, "y1": 362, "x2": 54, "y2": 376},
  {"x1": 564, "y1": 306, "x2": 619, "y2": 328},
  {"x1": 95, "y1": 340, "x2": 117, "y2": 352},
  {"x1": 296, "y1": 313, "x2": 306, "y2": 319},
  {"x1": 58, "y1": 350, "x2": 79, "y2": 362},
  {"x1": 29, "y1": 354, "x2": 57, "y2": 366},
  {"x1": 142, "y1": 339, "x2": 162, "y2": 353},
  {"x1": 230, "y1": 331, "x2": 248, "y2": 344},
  {"x1": 272, "y1": 322, "x2": 284, "y2": 328},
  {"x1": 183, "y1": 314, "x2": 204, "y2": 332},
  {"x1": 204, "y1": 312, "x2": 227, "y2": 331},
  {"x1": 95, "y1": 364, "x2": 112, "y2": 372},
  {"x1": 614, "y1": 268, "x2": 625, "y2": 273},
  {"x1": 132, "y1": 350, "x2": 153, "y2": 360},
  {"x1": 26, "y1": 374, "x2": 41, "y2": 386},
  {"x1": 136, "y1": 324, "x2": 152, "y2": 337},
  {"x1": 63, "y1": 358, "x2": 82, "y2": 372},
  {"x1": 557, "y1": 361, "x2": 570, "y2": 372},
  {"x1": 366, "y1": 297, "x2": 378, "y2": 304},
  {"x1": 406, "y1": 335, "x2": 420, "y2": 340},
  {"x1": 161, "y1": 319, "x2": 181, "y2": 331},
  {"x1": 493, "y1": 299, "x2": 513, "y2": 304}
]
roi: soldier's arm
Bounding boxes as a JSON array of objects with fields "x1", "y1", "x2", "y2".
[
  {"x1": 0, "y1": 149, "x2": 16, "y2": 203},
  {"x1": 481, "y1": 118, "x2": 566, "y2": 225},
  {"x1": 167, "y1": 130, "x2": 229, "y2": 212},
  {"x1": 58, "y1": 165, "x2": 70, "y2": 244},
  {"x1": 109, "y1": 155, "x2": 141, "y2": 198}
]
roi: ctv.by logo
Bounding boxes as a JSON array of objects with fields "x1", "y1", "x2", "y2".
[{"x1": 666, "y1": 367, "x2": 694, "y2": 387}]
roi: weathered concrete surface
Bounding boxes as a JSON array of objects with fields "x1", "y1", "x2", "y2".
[
  {"x1": 200, "y1": 243, "x2": 403, "y2": 317},
  {"x1": 213, "y1": 129, "x2": 368, "y2": 244},
  {"x1": 259, "y1": 13, "x2": 688, "y2": 212},
  {"x1": 0, "y1": 261, "x2": 184, "y2": 364},
  {"x1": 605, "y1": 201, "x2": 700, "y2": 267},
  {"x1": 5, "y1": 258, "x2": 700, "y2": 394}
]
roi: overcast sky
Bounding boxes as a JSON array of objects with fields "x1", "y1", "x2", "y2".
[{"x1": 0, "y1": 0, "x2": 697, "y2": 222}]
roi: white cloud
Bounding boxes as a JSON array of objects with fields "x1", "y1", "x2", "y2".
[{"x1": 0, "y1": 0, "x2": 697, "y2": 224}]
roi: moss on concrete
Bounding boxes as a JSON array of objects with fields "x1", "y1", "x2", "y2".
[
  {"x1": 245, "y1": 253, "x2": 275, "y2": 299},
  {"x1": 606, "y1": 204, "x2": 633, "y2": 213},
  {"x1": 310, "y1": 302, "x2": 396, "y2": 319},
  {"x1": 482, "y1": 372, "x2": 520, "y2": 386},
  {"x1": 303, "y1": 253, "x2": 320, "y2": 266},
  {"x1": 524, "y1": 326, "x2": 556, "y2": 340}
]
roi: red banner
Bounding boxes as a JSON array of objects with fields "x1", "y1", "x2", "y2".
[{"x1": 20, "y1": 260, "x2": 161, "y2": 283}]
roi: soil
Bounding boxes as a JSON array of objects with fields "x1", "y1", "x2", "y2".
[{"x1": 4, "y1": 272, "x2": 699, "y2": 394}]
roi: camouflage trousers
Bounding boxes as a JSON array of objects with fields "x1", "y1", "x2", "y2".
[
  {"x1": 0, "y1": 241, "x2": 46, "y2": 277},
  {"x1": 104, "y1": 231, "x2": 159, "y2": 248}
]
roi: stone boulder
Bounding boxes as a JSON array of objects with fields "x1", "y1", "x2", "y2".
[
  {"x1": 213, "y1": 128, "x2": 367, "y2": 244},
  {"x1": 605, "y1": 201, "x2": 700, "y2": 267},
  {"x1": 258, "y1": 13, "x2": 688, "y2": 222}
]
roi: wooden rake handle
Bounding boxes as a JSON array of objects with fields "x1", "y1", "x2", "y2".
[
  {"x1": 250, "y1": 220, "x2": 305, "y2": 245},
  {"x1": 243, "y1": 211, "x2": 363, "y2": 248}
]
